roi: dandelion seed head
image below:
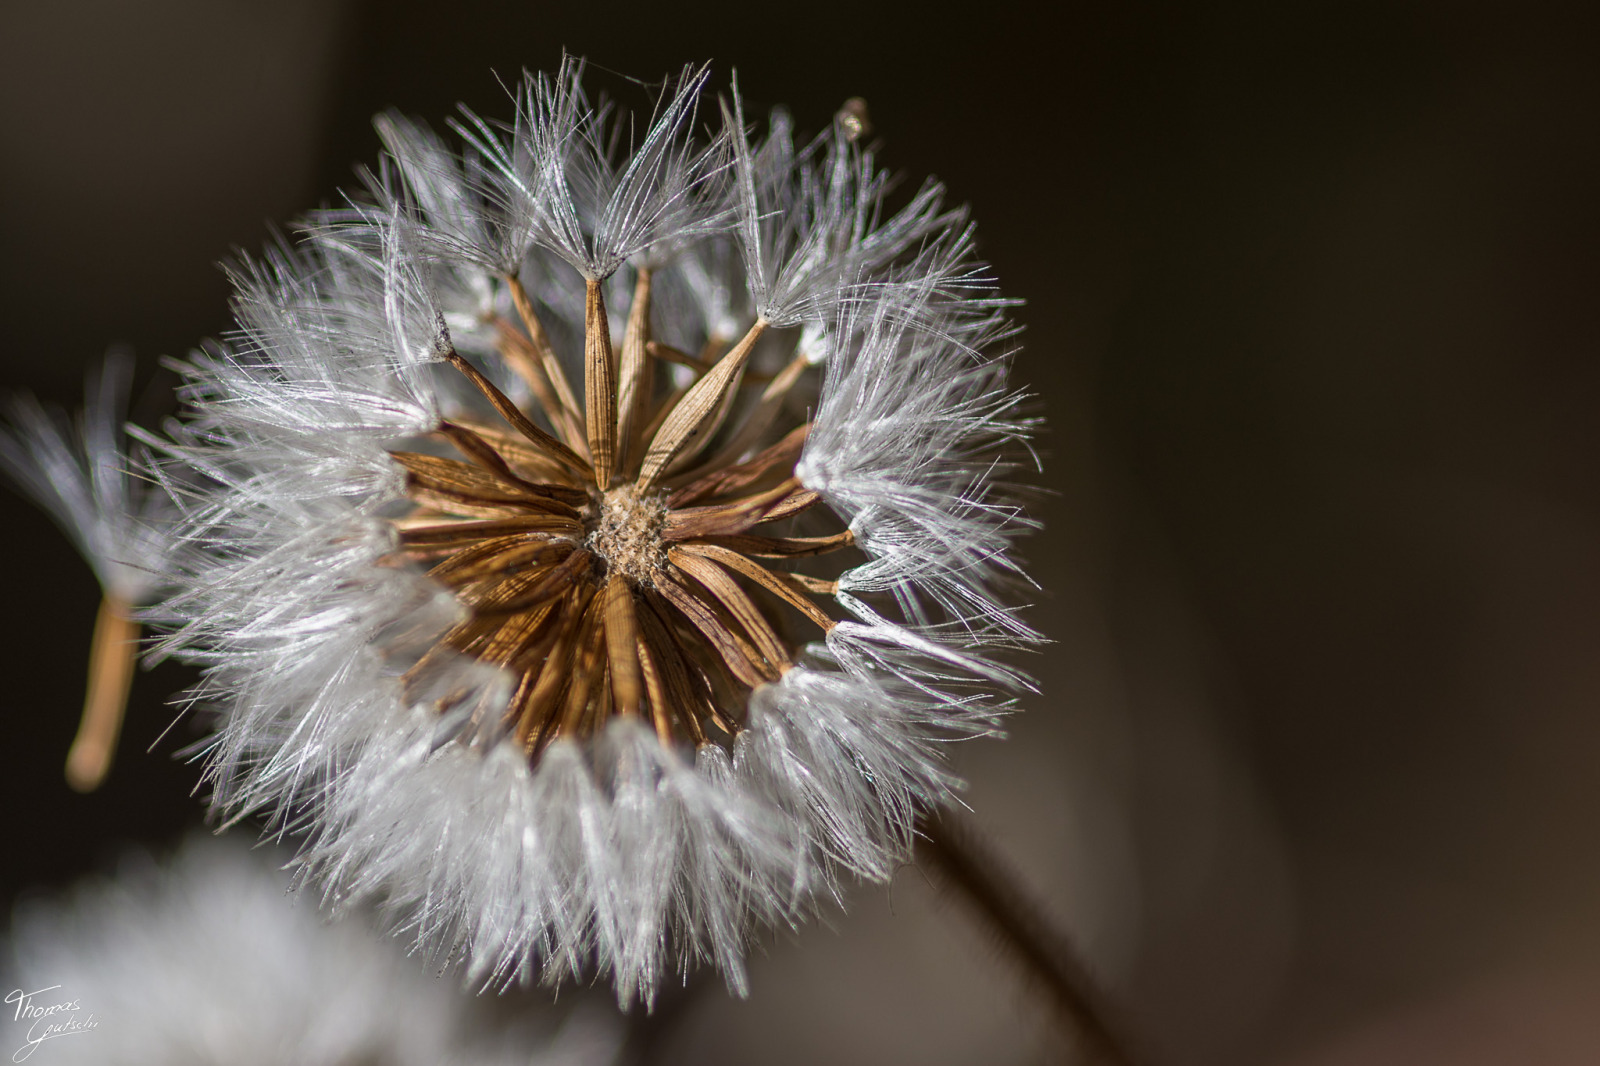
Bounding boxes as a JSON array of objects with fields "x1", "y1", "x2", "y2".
[{"x1": 25, "y1": 61, "x2": 1048, "y2": 1003}]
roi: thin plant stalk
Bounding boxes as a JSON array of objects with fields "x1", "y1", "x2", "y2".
[{"x1": 918, "y1": 808, "x2": 1145, "y2": 1066}]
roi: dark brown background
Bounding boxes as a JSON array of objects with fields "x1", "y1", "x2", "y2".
[{"x1": 2, "y1": 2, "x2": 1598, "y2": 1063}]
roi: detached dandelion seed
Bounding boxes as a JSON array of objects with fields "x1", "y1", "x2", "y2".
[
  {"x1": 37, "y1": 59, "x2": 1042, "y2": 1002},
  {"x1": 0, "y1": 354, "x2": 171, "y2": 791}
]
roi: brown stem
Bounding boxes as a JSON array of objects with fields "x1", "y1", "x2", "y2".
[
  {"x1": 493, "y1": 320, "x2": 568, "y2": 444},
  {"x1": 504, "y1": 273, "x2": 586, "y2": 450},
  {"x1": 615, "y1": 268, "x2": 654, "y2": 473},
  {"x1": 918, "y1": 808, "x2": 1145, "y2": 1066},
  {"x1": 440, "y1": 349, "x2": 589, "y2": 477},
  {"x1": 686, "y1": 351, "x2": 810, "y2": 479},
  {"x1": 65, "y1": 596, "x2": 138, "y2": 792},
  {"x1": 584, "y1": 278, "x2": 619, "y2": 490},
  {"x1": 635, "y1": 318, "x2": 768, "y2": 491},
  {"x1": 438, "y1": 420, "x2": 536, "y2": 489}
]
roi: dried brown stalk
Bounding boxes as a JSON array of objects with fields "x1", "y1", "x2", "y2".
[
  {"x1": 505, "y1": 273, "x2": 585, "y2": 448},
  {"x1": 584, "y1": 279, "x2": 619, "y2": 489},
  {"x1": 64, "y1": 596, "x2": 139, "y2": 792},
  {"x1": 636, "y1": 318, "x2": 769, "y2": 490},
  {"x1": 615, "y1": 268, "x2": 654, "y2": 466}
]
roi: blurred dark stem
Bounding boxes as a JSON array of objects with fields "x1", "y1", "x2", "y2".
[{"x1": 918, "y1": 808, "x2": 1144, "y2": 1066}]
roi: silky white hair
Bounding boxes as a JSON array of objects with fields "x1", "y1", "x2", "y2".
[{"x1": 101, "y1": 62, "x2": 1043, "y2": 1004}]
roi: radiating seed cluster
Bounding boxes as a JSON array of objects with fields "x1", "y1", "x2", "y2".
[{"x1": 392, "y1": 279, "x2": 846, "y2": 759}]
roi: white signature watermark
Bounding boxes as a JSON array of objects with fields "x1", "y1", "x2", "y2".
[{"x1": 4, "y1": 986, "x2": 98, "y2": 1062}]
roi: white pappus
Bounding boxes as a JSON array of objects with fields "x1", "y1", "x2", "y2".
[{"x1": 120, "y1": 59, "x2": 1042, "y2": 1003}]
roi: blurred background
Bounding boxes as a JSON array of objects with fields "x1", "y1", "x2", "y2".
[{"x1": 2, "y1": 1, "x2": 1598, "y2": 1063}]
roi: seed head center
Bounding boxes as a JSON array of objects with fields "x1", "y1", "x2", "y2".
[{"x1": 586, "y1": 484, "x2": 668, "y2": 584}]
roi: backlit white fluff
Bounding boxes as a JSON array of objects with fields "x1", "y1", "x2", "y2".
[
  {"x1": 0, "y1": 355, "x2": 169, "y2": 605},
  {"x1": 724, "y1": 84, "x2": 963, "y2": 327},
  {"x1": 451, "y1": 59, "x2": 729, "y2": 280},
  {"x1": 799, "y1": 288, "x2": 1039, "y2": 642},
  {"x1": 3, "y1": 835, "x2": 620, "y2": 1066},
  {"x1": 126, "y1": 63, "x2": 1042, "y2": 1004}
]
